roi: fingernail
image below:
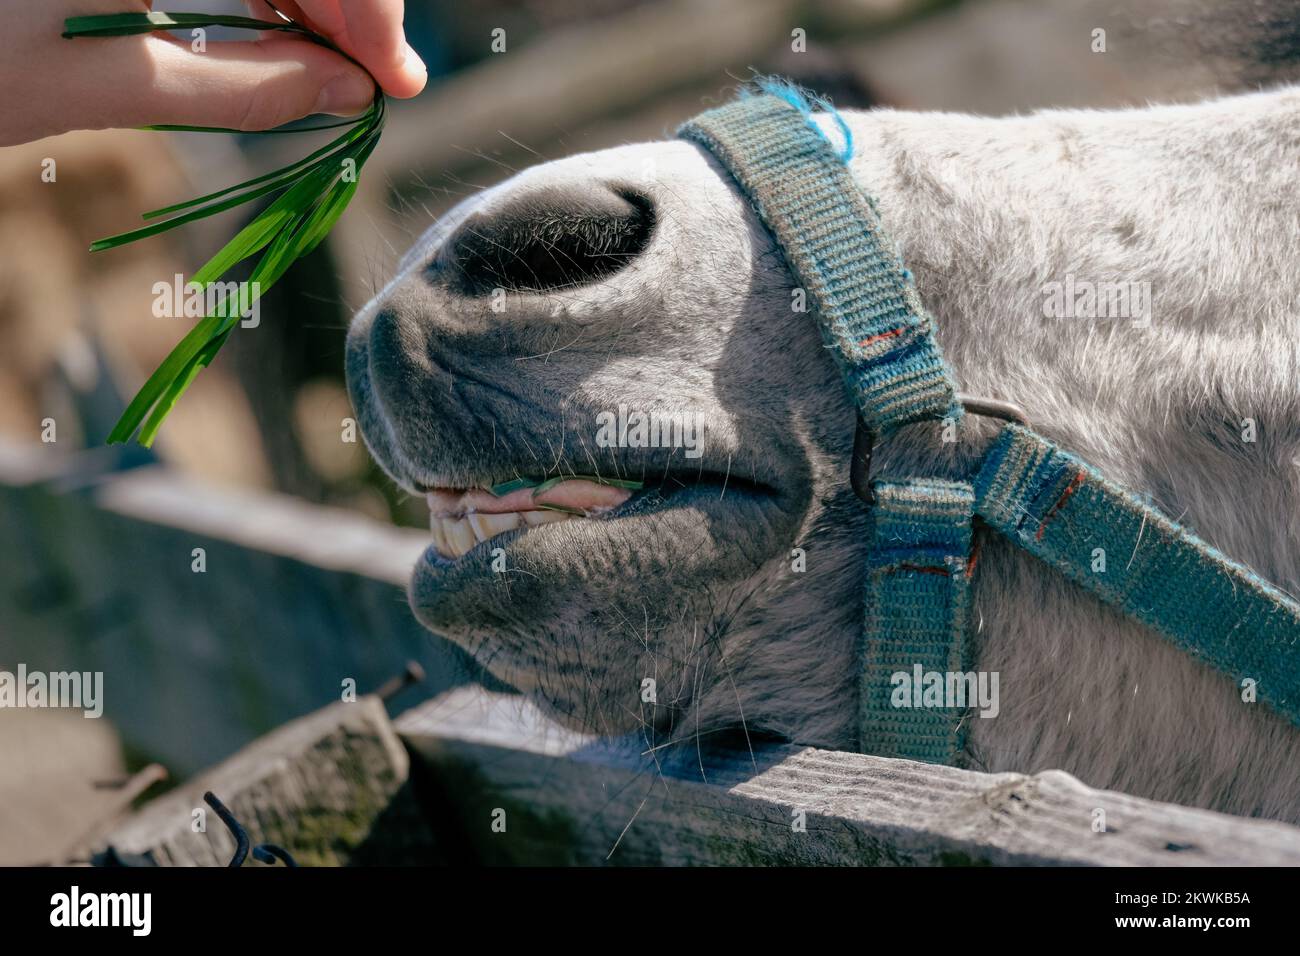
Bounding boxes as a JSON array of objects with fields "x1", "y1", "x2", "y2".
[{"x1": 314, "y1": 71, "x2": 375, "y2": 116}]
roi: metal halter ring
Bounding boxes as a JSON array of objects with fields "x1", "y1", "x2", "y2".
[{"x1": 850, "y1": 394, "x2": 1030, "y2": 505}]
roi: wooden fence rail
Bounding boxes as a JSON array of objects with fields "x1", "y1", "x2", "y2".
[
  {"x1": 95, "y1": 685, "x2": 1300, "y2": 866},
  {"x1": 396, "y1": 688, "x2": 1300, "y2": 866}
]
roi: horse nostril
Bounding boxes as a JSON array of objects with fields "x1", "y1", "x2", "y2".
[{"x1": 441, "y1": 184, "x2": 655, "y2": 297}]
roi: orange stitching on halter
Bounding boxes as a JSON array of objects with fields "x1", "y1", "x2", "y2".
[
  {"x1": 1037, "y1": 470, "x2": 1086, "y2": 541},
  {"x1": 858, "y1": 327, "x2": 905, "y2": 349}
]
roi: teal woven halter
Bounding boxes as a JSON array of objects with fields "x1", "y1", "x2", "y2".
[{"x1": 679, "y1": 86, "x2": 1300, "y2": 765}]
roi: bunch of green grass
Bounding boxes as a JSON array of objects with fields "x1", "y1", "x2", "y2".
[{"x1": 63, "y1": 9, "x2": 385, "y2": 446}]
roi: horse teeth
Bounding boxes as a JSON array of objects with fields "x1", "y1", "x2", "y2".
[
  {"x1": 469, "y1": 512, "x2": 522, "y2": 541},
  {"x1": 429, "y1": 517, "x2": 450, "y2": 556},
  {"x1": 445, "y1": 517, "x2": 477, "y2": 556},
  {"x1": 430, "y1": 509, "x2": 578, "y2": 558}
]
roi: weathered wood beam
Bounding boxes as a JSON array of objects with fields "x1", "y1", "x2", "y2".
[
  {"x1": 99, "y1": 696, "x2": 439, "y2": 866},
  {"x1": 400, "y1": 687, "x2": 1300, "y2": 866}
]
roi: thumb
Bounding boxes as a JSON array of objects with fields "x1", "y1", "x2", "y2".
[{"x1": 79, "y1": 34, "x2": 376, "y2": 132}]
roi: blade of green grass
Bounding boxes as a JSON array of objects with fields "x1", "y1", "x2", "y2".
[
  {"x1": 107, "y1": 167, "x2": 339, "y2": 443},
  {"x1": 142, "y1": 116, "x2": 366, "y2": 135},
  {"x1": 63, "y1": 12, "x2": 313, "y2": 38},
  {"x1": 135, "y1": 327, "x2": 231, "y2": 447},
  {"x1": 107, "y1": 312, "x2": 226, "y2": 443},
  {"x1": 123, "y1": 145, "x2": 375, "y2": 444},
  {"x1": 109, "y1": 149, "x2": 371, "y2": 442},
  {"x1": 294, "y1": 134, "x2": 381, "y2": 256},
  {"x1": 295, "y1": 178, "x2": 359, "y2": 258},
  {"x1": 190, "y1": 160, "x2": 339, "y2": 283},
  {"x1": 531, "y1": 476, "x2": 568, "y2": 495},
  {"x1": 90, "y1": 174, "x2": 302, "y2": 251},
  {"x1": 591, "y1": 477, "x2": 644, "y2": 489},
  {"x1": 535, "y1": 503, "x2": 588, "y2": 515},
  {"x1": 144, "y1": 115, "x2": 372, "y2": 221},
  {"x1": 488, "y1": 478, "x2": 540, "y2": 496},
  {"x1": 133, "y1": 185, "x2": 343, "y2": 444},
  {"x1": 244, "y1": 182, "x2": 339, "y2": 286},
  {"x1": 490, "y1": 475, "x2": 646, "y2": 497}
]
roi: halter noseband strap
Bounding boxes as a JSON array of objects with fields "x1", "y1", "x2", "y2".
[{"x1": 680, "y1": 91, "x2": 961, "y2": 436}]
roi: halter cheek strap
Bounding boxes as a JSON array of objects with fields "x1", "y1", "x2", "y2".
[
  {"x1": 680, "y1": 88, "x2": 1300, "y2": 765},
  {"x1": 860, "y1": 479, "x2": 977, "y2": 764},
  {"x1": 681, "y1": 90, "x2": 976, "y2": 763}
]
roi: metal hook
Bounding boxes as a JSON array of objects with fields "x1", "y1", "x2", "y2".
[
  {"x1": 850, "y1": 394, "x2": 1029, "y2": 505},
  {"x1": 204, "y1": 791, "x2": 299, "y2": 868},
  {"x1": 204, "y1": 792, "x2": 248, "y2": 867},
  {"x1": 252, "y1": 844, "x2": 299, "y2": 867}
]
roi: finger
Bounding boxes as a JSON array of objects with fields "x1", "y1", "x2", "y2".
[
  {"x1": 247, "y1": 0, "x2": 425, "y2": 98},
  {"x1": 314, "y1": 0, "x2": 426, "y2": 98},
  {"x1": 67, "y1": 34, "x2": 376, "y2": 133}
]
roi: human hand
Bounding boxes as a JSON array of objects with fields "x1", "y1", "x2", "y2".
[{"x1": 0, "y1": 0, "x2": 427, "y2": 146}]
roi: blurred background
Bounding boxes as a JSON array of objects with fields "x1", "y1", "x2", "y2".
[{"x1": 2, "y1": 0, "x2": 1296, "y2": 864}]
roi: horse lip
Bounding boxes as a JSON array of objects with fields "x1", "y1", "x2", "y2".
[{"x1": 427, "y1": 481, "x2": 634, "y2": 518}]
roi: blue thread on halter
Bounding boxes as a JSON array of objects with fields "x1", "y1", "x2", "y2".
[{"x1": 748, "y1": 77, "x2": 854, "y2": 163}]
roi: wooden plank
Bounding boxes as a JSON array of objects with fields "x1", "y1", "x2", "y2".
[
  {"x1": 399, "y1": 687, "x2": 1300, "y2": 866},
  {"x1": 0, "y1": 438, "x2": 481, "y2": 775},
  {"x1": 98, "y1": 696, "x2": 439, "y2": 866}
]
